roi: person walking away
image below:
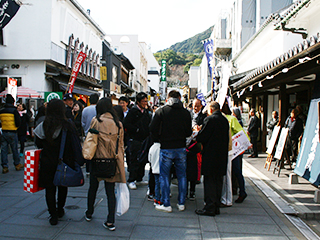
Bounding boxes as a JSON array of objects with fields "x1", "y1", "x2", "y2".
[
  {"x1": 63, "y1": 93, "x2": 74, "y2": 120},
  {"x1": 285, "y1": 108, "x2": 303, "y2": 163},
  {"x1": 72, "y1": 101, "x2": 84, "y2": 140},
  {"x1": 148, "y1": 140, "x2": 161, "y2": 207},
  {"x1": 82, "y1": 98, "x2": 126, "y2": 231},
  {"x1": 34, "y1": 104, "x2": 46, "y2": 128},
  {"x1": 195, "y1": 101, "x2": 229, "y2": 216},
  {"x1": 119, "y1": 96, "x2": 131, "y2": 172},
  {"x1": 17, "y1": 103, "x2": 30, "y2": 158},
  {"x1": 266, "y1": 111, "x2": 279, "y2": 140},
  {"x1": 150, "y1": 90, "x2": 192, "y2": 212},
  {"x1": 247, "y1": 108, "x2": 260, "y2": 158},
  {"x1": 0, "y1": 94, "x2": 22, "y2": 174},
  {"x1": 34, "y1": 99, "x2": 82, "y2": 225},
  {"x1": 81, "y1": 93, "x2": 99, "y2": 176},
  {"x1": 123, "y1": 92, "x2": 151, "y2": 190}
]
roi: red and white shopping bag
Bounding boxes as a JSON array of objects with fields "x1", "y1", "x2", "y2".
[{"x1": 23, "y1": 149, "x2": 44, "y2": 193}]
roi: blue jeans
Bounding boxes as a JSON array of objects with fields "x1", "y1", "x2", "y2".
[
  {"x1": 1, "y1": 131, "x2": 20, "y2": 168},
  {"x1": 154, "y1": 174, "x2": 160, "y2": 202},
  {"x1": 160, "y1": 148, "x2": 187, "y2": 206}
]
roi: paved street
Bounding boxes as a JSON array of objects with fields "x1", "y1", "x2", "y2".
[{"x1": 0, "y1": 145, "x2": 318, "y2": 239}]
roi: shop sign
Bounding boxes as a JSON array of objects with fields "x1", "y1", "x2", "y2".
[
  {"x1": 7, "y1": 77, "x2": 17, "y2": 102},
  {"x1": 44, "y1": 92, "x2": 63, "y2": 102},
  {"x1": 100, "y1": 66, "x2": 107, "y2": 80}
]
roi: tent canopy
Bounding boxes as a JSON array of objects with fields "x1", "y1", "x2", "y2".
[{"x1": 0, "y1": 86, "x2": 41, "y2": 98}]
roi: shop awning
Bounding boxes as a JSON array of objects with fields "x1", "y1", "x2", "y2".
[
  {"x1": 0, "y1": 86, "x2": 41, "y2": 98},
  {"x1": 55, "y1": 80, "x2": 99, "y2": 96},
  {"x1": 120, "y1": 80, "x2": 135, "y2": 93}
]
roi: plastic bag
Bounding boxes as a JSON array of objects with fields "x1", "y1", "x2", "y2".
[{"x1": 115, "y1": 183, "x2": 130, "y2": 216}]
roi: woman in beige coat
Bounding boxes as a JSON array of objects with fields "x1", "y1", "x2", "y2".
[{"x1": 82, "y1": 97, "x2": 126, "y2": 231}]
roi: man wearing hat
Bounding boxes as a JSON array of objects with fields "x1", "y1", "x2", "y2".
[
  {"x1": 0, "y1": 94, "x2": 22, "y2": 174},
  {"x1": 63, "y1": 93, "x2": 74, "y2": 120}
]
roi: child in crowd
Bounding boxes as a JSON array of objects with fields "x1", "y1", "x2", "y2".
[{"x1": 148, "y1": 141, "x2": 161, "y2": 206}]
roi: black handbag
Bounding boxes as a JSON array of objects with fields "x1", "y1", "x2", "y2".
[
  {"x1": 53, "y1": 130, "x2": 84, "y2": 187},
  {"x1": 92, "y1": 127, "x2": 120, "y2": 178}
]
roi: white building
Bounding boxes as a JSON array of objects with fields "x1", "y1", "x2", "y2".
[
  {"x1": 146, "y1": 47, "x2": 160, "y2": 93},
  {"x1": 105, "y1": 35, "x2": 149, "y2": 93},
  {"x1": 0, "y1": 0, "x2": 104, "y2": 104}
]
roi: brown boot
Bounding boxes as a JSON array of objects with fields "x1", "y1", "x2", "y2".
[
  {"x1": 2, "y1": 167, "x2": 9, "y2": 174},
  {"x1": 15, "y1": 163, "x2": 24, "y2": 171}
]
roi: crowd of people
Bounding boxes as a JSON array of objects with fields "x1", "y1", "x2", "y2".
[{"x1": 0, "y1": 90, "x2": 308, "y2": 230}]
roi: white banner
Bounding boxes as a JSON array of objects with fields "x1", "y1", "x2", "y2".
[
  {"x1": 7, "y1": 77, "x2": 17, "y2": 103},
  {"x1": 229, "y1": 130, "x2": 251, "y2": 160},
  {"x1": 266, "y1": 126, "x2": 281, "y2": 155}
]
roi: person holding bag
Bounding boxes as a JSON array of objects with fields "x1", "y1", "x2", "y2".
[
  {"x1": 34, "y1": 99, "x2": 82, "y2": 226},
  {"x1": 82, "y1": 97, "x2": 126, "y2": 231}
]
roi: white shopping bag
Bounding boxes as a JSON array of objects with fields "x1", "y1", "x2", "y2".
[{"x1": 115, "y1": 183, "x2": 130, "y2": 216}]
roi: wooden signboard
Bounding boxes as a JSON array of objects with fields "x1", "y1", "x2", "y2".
[
  {"x1": 274, "y1": 128, "x2": 289, "y2": 160},
  {"x1": 266, "y1": 126, "x2": 281, "y2": 155}
]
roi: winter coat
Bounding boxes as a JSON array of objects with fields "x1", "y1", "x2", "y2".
[
  {"x1": 83, "y1": 113, "x2": 126, "y2": 183},
  {"x1": 150, "y1": 98, "x2": 192, "y2": 149},
  {"x1": 148, "y1": 142, "x2": 160, "y2": 174},
  {"x1": 17, "y1": 110, "x2": 29, "y2": 137},
  {"x1": 123, "y1": 105, "x2": 151, "y2": 142},
  {"x1": 0, "y1": 103, "x2": 21, "y2": 132},
  {"x1": 247, "y1": 115, "x2": 260, "y2": 138},
  {"x1": 34, "y1": 122, "x2": 77, "y2": 188},
  {"x1": 73, "y1": 110, "x2": 83, "y2": 137},
  {"x1": 196, "y1": 110, "x2": 229, "y2": 176},
  {"x1": 285, "y1": 116, "x2": 303, "y2": 140}
]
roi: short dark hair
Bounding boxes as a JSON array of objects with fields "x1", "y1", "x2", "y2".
[
  {"x1": 89, "y1": 93, "x2": 99, "y2": 104},
  {"x1": 209, "y1": 101, "x2": 220, "y2": 111},
  {"x1": 168, "y1": 90, "x2": 181, "y2": 99},
  {"x1": 136, "y1": 92, "x2": 148, "y2": 103},
  {"x1": 119, "y1": 96, "x2": 129, "y2": 103},
  {"x1": 6, "y1": 94, "x2": 14, "y2": 104}
]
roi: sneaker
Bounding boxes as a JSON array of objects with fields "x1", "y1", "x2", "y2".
[
  {"x1": 147, "y1": 194, "x2": 154, "y2": 201},
  {"x1": 155, "y1": 204, "x2": 172, "y2": 213},
  {"x1": 15, "y1": 163, "x2": 24, "y2": 171},
  {"x1": 103, "y1": 221, "x2": 115, "y2": 231},
  {"x1": 189, "y1": 192, "x2": 196, "y2": 201},
  {"x1": 177, "y1": 204, "x2": 185, "y2": 211},
  {"x1": 153, "y1": 200, "x2": 161, "y2": 206},
  {"x1": 85, "y1": 211, "x2": 92, "y2": 222},
  {"x1": 128, "y1": 182, "x2": 137, "y2": 190},
  {"x1": 49, "y1": 215, "x2": 58, "y2": 225},
  {"x1": 2, "y1": 167, "x2": 9, "y2": 174},
  {"x1": 58, "y1": 208, "x2": 65, "y2": 218}
]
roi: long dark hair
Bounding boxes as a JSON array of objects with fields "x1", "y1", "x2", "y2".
[
  {"x1": 43, "y1": 99, "x2": 72, "y2": 142},
  {"x1": 96, "y1": 98, "x2": 120, "y2": 128}
]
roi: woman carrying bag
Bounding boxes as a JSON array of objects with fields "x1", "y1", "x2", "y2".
[
  {"x1": 34, "y1": 99, "x2": 81, "y2": 225},
  {"x1": 82, "y1": 97, "x2": 126, "y2": 231}
]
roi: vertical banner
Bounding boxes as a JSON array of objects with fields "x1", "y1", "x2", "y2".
[
  {"x1": 100, "y1": 66, "x2": 107, "y2": 80},
  {"x1": 67, "y1": 51, "x2": 87, "y2": 93},
  {"x1": 203, "y1": 39, "x2": 214, "y2": 79},
  {"x1": 294, "y1": 98, "x2": 320, "y2": 186},
  {"x1": 160, "y1": 60, "x2": 167, "y2": 100},
  {"x1": 7, "y1": 77, "x2": 17, "y2": 102},
  {"x1": 0, "y1": 0, "x2": 20, "y2": 29}
]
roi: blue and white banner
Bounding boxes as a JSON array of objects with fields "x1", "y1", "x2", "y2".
[
  {"x1": 196, "y1": 93, "x2": 206, "y2": 107},
  {"x1": 0, "y1": 0, "x2": 20, "y2": 29},
  {"x1": 203, "y1": 39, "x2": 214, "y2": 79},
  {"x1": 294, "y1": 98, "x2": 320, "y2": 186}
]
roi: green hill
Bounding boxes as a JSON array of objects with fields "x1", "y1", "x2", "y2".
[{"x1": 168, "y1": 25, "x2": 214, "y2": 54}]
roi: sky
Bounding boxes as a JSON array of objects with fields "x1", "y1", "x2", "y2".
[{"x1": 76, "y1": 0, "x2": 233, "y2": 53}]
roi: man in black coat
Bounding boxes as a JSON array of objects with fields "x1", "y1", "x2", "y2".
[
  {"x1": 123, "y1": 92, "x2": 151, "y2": 190},
  {"x1": 195, "y1": 101, "x2": 229, "y2": 216},
  {"x1": 247, "y1": 108, "x2": 260, "y2": 158}
]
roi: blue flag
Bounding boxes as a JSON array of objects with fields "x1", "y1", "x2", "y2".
[
  {"x1": 203, "y1": 39, "x2": 214, "y2": 79},
  {"x1": 196, "y1": 93, "x2": 206, "y2": 107}
]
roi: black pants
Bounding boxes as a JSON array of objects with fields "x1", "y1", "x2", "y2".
[
  {"x1": 125, "y1": 139, "x2": 131, "y2": 172},
  {"x1": 45, "y1": 184, "x2": 68, "y2": 217},
  {"x1": 203, "y1": 174, "x2": 223, "y2": 211},
  {"x1": 18, "y1": 135, "x2": 26, "y2": 154},
  {"x1": 87, "y1": 173, "x2": 115, "y2": 223},
  {"x1": 250, "y1": 136, "x2": 258, "y2": 156},
  {"x1": 148, "y1": 167, "x2": 155, "y2": 195},
  {"x1": 188, "y1": 180, "x2": 196, "y2": 194},
  {"x1": 128, "y1": 140, "x2": 146, "y2": 183}
]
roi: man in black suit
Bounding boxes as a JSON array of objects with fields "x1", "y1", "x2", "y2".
[
  {"x1": 195, "y1": 101, "x2": 229, "y2": 216},
  {"x1": 247, "y1": 108, "x2": 260, "y2": 158}
]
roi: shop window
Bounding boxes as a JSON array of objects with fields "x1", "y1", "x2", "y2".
[{"x1": 112, "y1": 65, "x2": 118, "y2": 83}]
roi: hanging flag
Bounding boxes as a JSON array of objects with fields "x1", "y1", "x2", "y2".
[
  {"x1": 0, "y1": 0, "x2": 20, "y2": 29},
  {"x1": 196, "y1": 93, "x2": 206, "y2": 107},
  {"x1": 67, "y1": 51, "x2": 86, "y2": 93},
  {"x1": 203, "y1": 39, "x2": 214, "y2": 79}
]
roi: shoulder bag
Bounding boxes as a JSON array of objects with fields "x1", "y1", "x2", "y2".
[
  {"x1": 53, "y1": 130, "x2": 84, "y2": 187},
  {"x1": 92, "y1": 127, "x2": 120, "y2": 178}
]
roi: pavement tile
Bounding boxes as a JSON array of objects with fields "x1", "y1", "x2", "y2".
[
  {"x1": 214, "y1": 214, "x2": 274, "y2": 225},
  {"x1": 11, "y1": 194, "x2": 43, "y2": 208},
  {"x1": 0, "y1": 196, "x2": 23, "y2": 209},
  {"x1": 0, "y1": 207, "x2": 22, "y2": 223},
  {"x1": 0, "y1": 223, "x2": 62, "y2": 239},
  {"x1": 216, "y1": 222, "x2": 285, "y2": 236},
  {"x1": 219, "y1": 233, "x2": 290, "y2": 239},
  {"x1": 201, "y1": 232, "x2": 220, "y2": 240},
  {"x1": 55, "y1": 233, "x2": 127, "y2": 240},
  {"x1": 138, "y1": 215, "x2": 200, "y2": 228},
  {"x1": 220, "y1": 206, "x2": 270, "y2": 216},
  {"x1": 199, "y1": 215, "x2": 219, "y2": 232},
  {"x1": 3, "y1": 213, "x2": 68, "y2": 227},
  {"x1": 62, "y1": 219, "x2": 133, "y2": 238},
  {"x1": 130, "y1": 225, "x2": 201, "y2": 239}
]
